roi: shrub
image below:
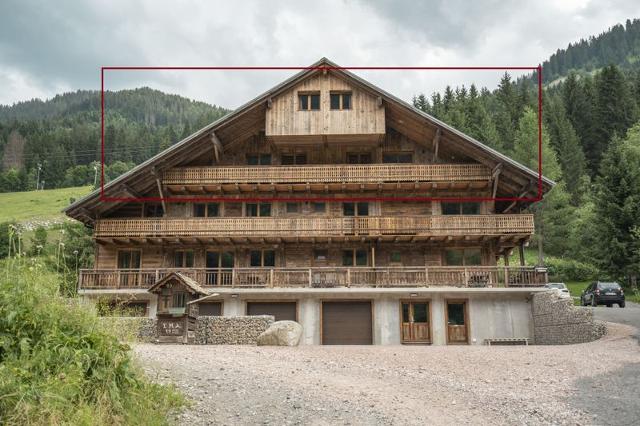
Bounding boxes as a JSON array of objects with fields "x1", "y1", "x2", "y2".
[
  {"x1": 0, "y1": 260, "x2": 184, "y2": 424},
  {"x1": 28, "y1": 226, "x2": 48, "y2": 256},
  {"x1": 545, "y1": 256, "x2": 599, "y2": 282}
]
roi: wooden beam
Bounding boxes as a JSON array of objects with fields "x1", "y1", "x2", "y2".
[
  {"x1": 152, "y1": 167, "x2": 167, "y2": 215},
  {"x1": 121, "y1": 184, "x2": 141, "y2": 199},
  {"x1": 432, "y1": 128, "x2": 441, "y2": 162},
  {"x1": 491, "y1": 163, "x2": 503, "y2": 199},
  {"x1": 211, "y1": 132, "x2": 223, "y2": 164}
]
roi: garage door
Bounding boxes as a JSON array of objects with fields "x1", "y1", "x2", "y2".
[
  {"x1": 246, "y1": 302, "x2": 297, "y2": 321},
  {"x1": 322, "y1": 301, "x2": 372, "y2": 345},
  {"x1": 198, "y1": 302, "x2": 222, "y2": 316}
]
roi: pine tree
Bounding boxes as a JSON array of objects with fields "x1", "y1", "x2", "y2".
[
  {"x1": 591, "y1": 124, "x2": 640, "y2": 283},
  {"x1": 512, "y1": 108, "x2": 561, "y2": 181},
  {"x1": 591, "y1": 65, "x2": 638, "y2": 169},
  {"x1": 544, "y1": 96, "x2": 589, "y2": 204}
]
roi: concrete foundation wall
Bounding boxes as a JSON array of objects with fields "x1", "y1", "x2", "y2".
[{"x1": 209, "y1": 291, "x2": 534, "y2": 346}]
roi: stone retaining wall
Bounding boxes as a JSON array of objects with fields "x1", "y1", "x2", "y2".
[
  {"x1": 532, "y1": 291, "x2": 606, "y2": 344},
  {"x1": 195, "y1": 315, "x2": 274, "y2": 344}
]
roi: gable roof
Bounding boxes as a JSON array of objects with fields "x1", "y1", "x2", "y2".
[
  {"x1": 65, "y1": 57, "x2": 554, "y2": 223},
  {"x1": 148, "y1": 272, "x2": 209, "y2": 295}
]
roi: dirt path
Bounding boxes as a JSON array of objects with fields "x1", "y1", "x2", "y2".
[{"x1": 134, "y1": 323, "x2": 640, "y2": 425}]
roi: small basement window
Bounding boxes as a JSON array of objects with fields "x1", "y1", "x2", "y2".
[{"x1": 299, "y1": 92, "x2": 320, "y2": 110}]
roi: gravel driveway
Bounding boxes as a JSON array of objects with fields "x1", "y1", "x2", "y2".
[{"x1": 134, "y1": 323, "x2": 640, "y2": 426}]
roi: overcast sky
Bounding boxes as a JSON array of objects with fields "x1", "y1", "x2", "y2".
[{"x1": 0, "y1": 0, "x2": 638, "y2": 108}]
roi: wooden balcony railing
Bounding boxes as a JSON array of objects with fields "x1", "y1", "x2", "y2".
[
  {"x1": 78, "y1": 266, "x2": 548, "y2": 290},
  {"x1": 94, "y1": 214, "x2": 534, "y2": 238},
  {"x1": 162, "y1": 164, "x2": 491, "y2": 185}
]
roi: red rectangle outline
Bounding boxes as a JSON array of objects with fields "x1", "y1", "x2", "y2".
[{"x1": 100, "y1": 65, "x2": 543, "y2": 204}]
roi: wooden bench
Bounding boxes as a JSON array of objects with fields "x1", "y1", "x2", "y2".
[{"x1": 484, "y1": 338, "x2": 529, "y2": 346}]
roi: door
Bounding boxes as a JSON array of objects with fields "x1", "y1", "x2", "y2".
[
  {"x1": 322, "y1": 301, "x2": 372, "y2": 345},
  {"x1": 117, "y1": 250, "x2": 141, "y2": 287},
  {"x1": 206, "y1": 251, "x2": 234, "y2": 286},
  {"x1": 446, "y1": 301, "x2": 468, "y2": 344},
  {"x1": 401, "y1": 301, "x2": 430, "y2": 343},
  {"x1": 246, "y1": 302, "x2": 297, "y2": 321}
]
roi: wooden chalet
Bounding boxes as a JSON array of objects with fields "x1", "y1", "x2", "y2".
[{"x1": 66, "y1": 58, "x2": 554, "y2": 345}]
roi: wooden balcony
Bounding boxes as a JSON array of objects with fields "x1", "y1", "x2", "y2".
[
  {"x1": 78, "y1": 266, "x2": 548, "y2": 290},
  {"x1": 162, "y1": 164, "x2": 491, "y2": 193},
  {"x1": 94, "y1": 214, "x2": 534, "y2": 243}
]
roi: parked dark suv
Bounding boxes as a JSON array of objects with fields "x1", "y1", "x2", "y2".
[{"x1": 580, "y1": 281, "x2": 625, "y2": 308}]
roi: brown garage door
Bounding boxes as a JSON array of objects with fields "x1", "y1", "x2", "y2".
[
  {"x1": 322, "y1": 301, "x2": 372, "y2": 345},
  {"x1": 246, "y1": 302, "x2": 297, "y2": 321},
  {"x1": 198, "y1": 302, "x2": 222, "y2": 316}
]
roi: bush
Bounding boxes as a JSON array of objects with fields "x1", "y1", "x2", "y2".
[
  {"x1": 545, "y1": 256, "x2": 599, "y2": 282},
  {"x1": 28, "y1": 226, "x2": 48, "y2": 256},
  {"x1": 0, "y1": 260, "x2": 184, "y2": 424}
]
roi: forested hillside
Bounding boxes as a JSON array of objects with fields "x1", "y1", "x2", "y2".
[
  {"x1": 539, "y1": 18, "x2": 640, "y2": 83},
  {"x1": 413, "y1": 56, "x2": 640, "y2": 285},
  {"x1": 0, "y1": 88, "x2": 229, "y2": 192}
]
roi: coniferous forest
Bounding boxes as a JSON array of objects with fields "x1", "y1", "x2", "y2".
[
  {"x1": 0, "y1": 88, "x2": 228, "y2": 191},
  {"x1": 412, "y1": 20, "x2": 640, "y2": 285}
]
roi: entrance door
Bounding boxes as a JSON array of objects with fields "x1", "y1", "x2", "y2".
[
  {"x1": 401, "y1": 301, "x2": 430, "y2": 343},
  {"x1": 446, "y1": 301, "x2": 468, "y2": 344}
]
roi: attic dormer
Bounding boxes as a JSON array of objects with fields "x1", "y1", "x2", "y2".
[{"x1": 265, "y1": 71, "x2": 385, "y2": 145}]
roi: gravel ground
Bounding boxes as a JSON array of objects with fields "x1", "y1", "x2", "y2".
[{"x1": 134, "y1": 323, "x2": 640, "y2": 426}]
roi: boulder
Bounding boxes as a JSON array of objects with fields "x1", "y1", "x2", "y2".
[{"x1": 256, "y1": 320, "x2": 303, "y2": 346}]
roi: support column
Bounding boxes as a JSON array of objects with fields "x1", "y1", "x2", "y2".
[{"x1": 518, "y1": 241, "x2": 525, "y2": 266}]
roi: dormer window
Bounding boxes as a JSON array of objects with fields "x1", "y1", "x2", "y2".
[
  {"x1": 299, "y1": 92, "x2": 320, "y2": 110},
  {"x1": 330, "y1": 92, "x2": 352, "y2": 110}
]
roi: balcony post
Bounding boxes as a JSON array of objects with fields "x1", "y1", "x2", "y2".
[
  {"x1": 232, "y1": 269, "x2": 237, "y2": 288},
  {"x1": 308, "y1": 269, "x2": 312, "y2": 288},
  {"x1": 269, "y1": 268, "x2": 274, "y2": 288},
  {"x1": 425, "y1": 267, "x2": 429, "y2": 285},
  {"x1": 504, "y1": 267, "x2": 509, "y2": 288},
  {"x1": 346, "y1": 268, "x2": 351, "y2": 287},
  {"x1": 464, "y1": 267, "x2": 469, "y2": 287}
]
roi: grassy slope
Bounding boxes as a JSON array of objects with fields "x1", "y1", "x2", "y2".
[{"x1": 0, "y1": 186, "x2": 92, "y2": 223}]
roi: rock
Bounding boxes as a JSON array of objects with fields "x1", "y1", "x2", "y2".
[{"x1": 256, "y1": 320, "x2": 303, "y2": 346}]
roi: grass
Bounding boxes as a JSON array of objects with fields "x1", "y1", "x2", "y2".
[
  {"x1": 0, "y1": 186, "x2": 92, "y2": 223},
  {"x1": 0, "y1": 258, "x2": 185, "y2": 424},
  {"x1": 566, "y1": 281, "x2": 590, "y2": 305}
]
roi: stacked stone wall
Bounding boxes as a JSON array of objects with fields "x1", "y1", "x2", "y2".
[
  {"x1": 532, "y1": 291, "x2": 606, "y2": 344},
  {"x1": 195, "y1": 316, "x2": 274, "y2": 344}
]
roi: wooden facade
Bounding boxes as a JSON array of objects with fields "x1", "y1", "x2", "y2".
[{"x1": 67, "y1": 58, "x2": 553, "y2": 293}]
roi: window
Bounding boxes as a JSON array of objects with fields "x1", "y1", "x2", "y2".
[
  {"x1": 346, "y1": 152, "x2": 372, "y2": 164},
  {"x1": 441, "y1": 202, "x2": 481, "y2": 215},
  {"x1": 330, "y1": 92, "x2": 352, "y2": 110},
  {"x1": 117, "y1": 250, "x2": 141, "y2": 269},
  {"x1": 206, "y1": 251, "x2": 235, "y2": 268},
  {"x1": 172, "y1": 292, "x2": 187, "y2": 309},
  {"x1": 314, "y1": 249, "x2": 328, "y2": 262},
  {"x1": 343, "y1": 202, "x2": 369, "y2": 216},
  {"x1": 286, "y1": 202, "x2": 300, "y2": 213},
  {"x1": 281, "y1": 153, "x2": 307, "y2": 165},
  {"x1": 383, "y1": 152, "x2": 413, "y2": 163},
  {"x1": 343, "y1": 249, "x2": 368, "y2": 266},
  {"x1": 445, "y1": 249, "x2": 482, "y2": 266},
  {"x1": 246, "y1": 203, "x2": 271, "y2": 217},
  {"x1": 299, "y1": 92, "x2": 320, "y2": 110},
  {"x1": 174, "y1": 250, "x2": 194, "y2": 268},
  {"x1": 313, "y1": 202, "x2": 326, "y2": 213},
  {"x1": 390, "y1": 251, "x2": 402, "y2": 263},
  {"x1": 247, "y1": 154, "x2": 271, "y2": 165},
  {"x1": 194, "y1": 203, "x2": 220, "y2": 217},
  {"x1": 144, "y1": 203, "x2": 163, "y2": 217},
  {"x1": 250, "y1": 250, "x2": 276, "y2": 267}
]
